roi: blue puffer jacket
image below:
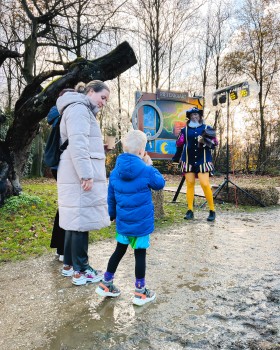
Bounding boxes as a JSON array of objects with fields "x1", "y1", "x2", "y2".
[{"x1": 108, "y1": 153, "x2": 165, "y2": 237}]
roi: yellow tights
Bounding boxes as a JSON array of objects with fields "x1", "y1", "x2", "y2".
[{"x1": 185, "y1": 172, "x2": 215, "y2": 211}]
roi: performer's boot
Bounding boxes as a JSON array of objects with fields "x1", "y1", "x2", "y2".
[{"x1": 184, "y1": 210, "x2": 194, "y2": 220}]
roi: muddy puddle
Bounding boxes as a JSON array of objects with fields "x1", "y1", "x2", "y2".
[{"x1": 0, "y1": 207, "x2": 280, "y2": 350}]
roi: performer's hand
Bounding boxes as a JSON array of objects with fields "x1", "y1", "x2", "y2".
[{"x1": 198, "y1": 135, "x2": 205, "y2": 144}]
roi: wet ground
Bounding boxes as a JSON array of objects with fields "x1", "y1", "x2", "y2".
[{"x1": 0, "y1": 207, "x2": 280, "y2": 350}]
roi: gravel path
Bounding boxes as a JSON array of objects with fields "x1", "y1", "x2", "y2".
[{"x1": 0, "y1": 207, "x2": 280, "y2": 350}]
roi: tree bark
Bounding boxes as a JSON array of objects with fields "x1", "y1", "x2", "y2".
[
  {"x1": 152, "y1": 189, "x2": 165, "y2": 220},
  {"x1": 0, "y1": 45, "x2": 22, "y2": 67},
  {"x1": 1, "y1": 41, "x2": 137, "y2": 194}
]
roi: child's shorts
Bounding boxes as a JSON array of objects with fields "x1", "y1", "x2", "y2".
[{"x1": 116, "y1": 232, "x2": 150, "y2": 249}]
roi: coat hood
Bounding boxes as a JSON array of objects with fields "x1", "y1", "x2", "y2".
[
  {"x1": 114, "y1": 153, "x2": 147, "y2": 181},
  {"x1": 56, "y1": 92, "x2": 99, "y2": 116}
]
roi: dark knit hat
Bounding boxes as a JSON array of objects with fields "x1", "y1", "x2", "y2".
[{"x1": 186, "y1": 107, "x2": 203, "y2": 119}]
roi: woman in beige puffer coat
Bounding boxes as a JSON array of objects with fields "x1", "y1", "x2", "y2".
[{"x1": 56, "y1": 80, "x2": 111, "y2": 286}]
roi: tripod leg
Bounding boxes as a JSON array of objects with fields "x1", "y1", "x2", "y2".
[
  {"x1": 172, "y1": 176, "x2": 185, "y2": 202},
  {"x1": 212, "y1": 179, "x2": 228, "y2": 199}
]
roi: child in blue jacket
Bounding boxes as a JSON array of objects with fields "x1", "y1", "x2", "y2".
[{"x1": 95, "y1": 130, "x2": 165, "y2": 306}]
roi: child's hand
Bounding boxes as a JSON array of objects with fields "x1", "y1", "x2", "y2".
[{"x1": 142, "y1": 152, "x2": 153, "y2": 165}]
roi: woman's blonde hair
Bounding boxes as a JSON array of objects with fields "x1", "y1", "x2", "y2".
[
  {"x1": 75, "y1": 80, "x2": 110, "y2": 94},
  {"x1": 122, "y1": 130, "x2": 147, "y2": 155}
]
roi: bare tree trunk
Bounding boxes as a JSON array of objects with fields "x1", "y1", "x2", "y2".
[
  {"x1": 152, "y1": 189, "x2": 164, "y2": 219},
  {"x1": 256, "y1": 38, "x2": 266, "y2": 174},
  {"x1": 257, "y1": 99, "x2": 266, "y2": 174},
  {"x1": 116, "y1": 75, "x2": 122, "y2": 154},
  {"x1": 30, "y1": 133, "x2": 44, "y2": 177}
]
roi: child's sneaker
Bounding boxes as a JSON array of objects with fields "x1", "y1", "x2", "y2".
[
  {"x1": 95, "y1": 281, "x2": 121, "y2": 297},
  {"x1": 72, "y1": 267, "x2": 103, "y2": 286},
  {"x1": 58, "y1": 255, "x2": 64, "y2": 262},
  {"x1": 132, "y1": 287, "x2": 156, "y2": 306},
  {"x1": 61, "y1": 265, "x2": 74, "y2": 277}
]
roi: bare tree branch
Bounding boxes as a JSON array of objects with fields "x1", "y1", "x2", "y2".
[{"x1": 0, "y1": 46, "x2": 23, "y2": 67}]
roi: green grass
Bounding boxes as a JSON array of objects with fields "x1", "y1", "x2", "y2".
[
  {"x1": 0, "y1": 177, "x2": 278, "y2": 263},
  {"x1": 0, "y1": 179, "x2": 116, "y2": 263}
]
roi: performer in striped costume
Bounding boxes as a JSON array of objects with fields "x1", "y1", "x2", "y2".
[{"x1": 172, "y1": 107, "x2": 218, "y2": 222}]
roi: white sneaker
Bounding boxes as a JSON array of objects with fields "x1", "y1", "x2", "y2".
[
  {"x1": 61, "y1": 265, "x2": 74, "y2": 277},
  {"x1": 58, "y1": 255, "x2": 64, "y2": 262},
  {"x1": 95, "y1": 281, "x2": 121, "y2": 297},
  {"x1": 132, "y1": 288, "x2": 156, "y2": 306},
  {"x1": 72, "y1": 267, "x2": 103, "y2": 286}
]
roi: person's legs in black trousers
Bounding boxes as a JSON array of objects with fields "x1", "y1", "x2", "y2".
[
  {"x1": 96, "y1": 242, "x2": 155, "y2": 305},
  {"x1": 50, "y1": 168, "x2": 65, "y2": 258},
  {"x1": 64, "y1": 230, "x2": 90, "y2": 272},
  {"x1": 101, "y1": 244, "x2": 147, "y2": 287},
  {"x1": 67, "y1": 230, "x2": 103, "y2": 285},
  {"x1": 50, "y1": 210, "x2": 65, "y2": 255}
]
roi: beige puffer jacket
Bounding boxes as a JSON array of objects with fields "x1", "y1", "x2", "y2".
[{"x1": 56, "y1": 92, "x2": 110, "y2": 232}]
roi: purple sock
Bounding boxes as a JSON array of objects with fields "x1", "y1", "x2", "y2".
[
  {"x1": 135, "y1": 278, "x2": 145, "y2": 289},
  {"x1": 104, "y1": 271, "x2": 114, "y2": 282}
]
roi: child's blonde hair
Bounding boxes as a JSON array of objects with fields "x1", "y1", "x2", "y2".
[{"x1": 122, "y1": 130, "x2": 147, "y2": 155}]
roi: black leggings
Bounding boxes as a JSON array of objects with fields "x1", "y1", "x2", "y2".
[
  {"x1": 50, "y1": 168, "x2": 65, "y2": 255},
  {"x1": 107, "y1": 242, "x2": 146, "y2": 279}
]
